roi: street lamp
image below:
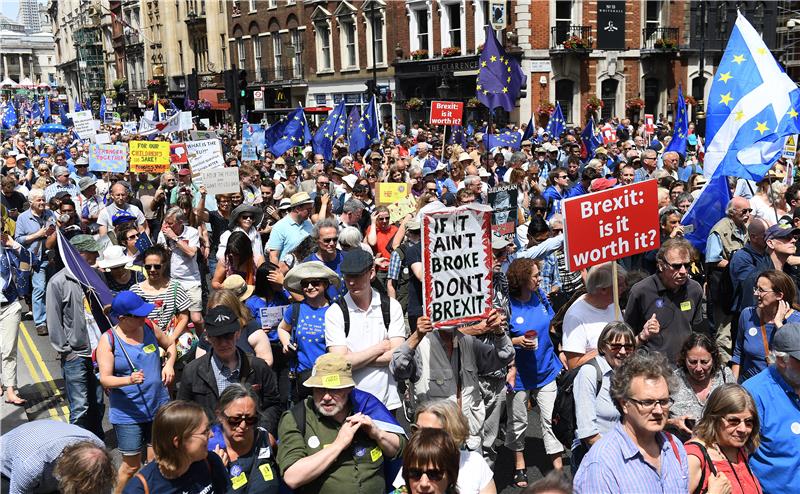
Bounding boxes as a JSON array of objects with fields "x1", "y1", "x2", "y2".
[{"x1": 437, "y1": 77, "x2": 450, "y2": 99}]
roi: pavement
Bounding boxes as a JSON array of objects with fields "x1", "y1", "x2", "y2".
[{"x1": 1, "y1": 314, "x2": 561, "y2": 493}]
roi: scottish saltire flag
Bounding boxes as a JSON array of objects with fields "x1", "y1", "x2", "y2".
[
  {"x1": 312, "y1": 99, "x2": 347, "y2": 161},
  {"x1": 269, "y1": 105, "x2": 311, "y2": 157},
  {"x1": 1, "y1": 101, "x2": 17, "y2": 129},
  {"x1": 475, "y1": 26, "x2": 526, "y2": 112},
  {"x1": 449, "y1": 125, "x2": 467, "y2": 148},
  {"x1": 703, "y1": 12, "x2": 800, "y2": 180},
  {"x1": 665, "y1": 85, "x2": 689, "y2": 156},
  {"x1": 483, "y1": 128, "x2": 521, "y2": 150},
  {"x1": 580, "y1": 117, "x2": 602, "y2": 160},
  {"x1": 545, "y1": 102, "x2": 565, "y2": 138},
  {"x1": 42, "y1": 95, "x2": 51, "y2": 122},
  {"x1": 521, "y1": 116, "x2": 535, "y2": 143},
  {"x1": 681, "y1": 174, "x2": 732, "y2": 253},
  {"x1": 74, "y1": 97, "x2": 83, "y2": 112},
  {"x1": 99, "y1": 94, "x2": 107, "y2": 121}
]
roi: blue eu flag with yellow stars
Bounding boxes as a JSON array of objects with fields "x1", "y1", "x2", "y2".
[
  {"x1": 545, "y1": 102, "x2": 565, "y2": 138},
  {"x1": 42, "y1": 95, "x2": 51, "y2": 122},
  {"x1": 312, "y1": 99, "x2": 347, "y2": 161},
  {"x1": 475, "y1": 26, "x2": 526, "y2": 112},
  {"x1": 268, "y1": 105, "x2": 311, "y2": 157},
  {"x1": 483, "y1": 128, "x2": 521, "y2": 150},
  {"x1": 664, "y1": 85, "x2": 688, "y2": 156},
  {"x1": 703, "y1": 12, "x2": 800, "y2": 181},
  {"x1": 449, "y1": 125, "x2": 467, "y2": 148},
  {"x1": 348, "y1": 97, "x2": 379, "y2": 154},
  {"x1": 1, "y1": 101, "x2": 17, "y2": 129}
]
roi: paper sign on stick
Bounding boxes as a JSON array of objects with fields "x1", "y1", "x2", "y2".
[
  {"x1": 377, "y1": 183, "x2": 409, "y2": 205},
  {"x1": 201, "y1": 168, "x2": 241, "y2": 196}
]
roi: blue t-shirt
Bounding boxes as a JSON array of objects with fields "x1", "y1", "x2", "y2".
[
  {"x1": 283, "y1": 302, "x2": 330, "y2": 372},
  {"x1": 122, "y1": 452, "x2": 230, "y2": 494},
  {"x1": 509, "y1": 290, "x2": 563, "y2": 391},
  {"x1": 245, "y1": 293, "x2": 291, "y2": 343},
  {"x1": 732, "y1": 306, "x2": 800, "y2": 382}
]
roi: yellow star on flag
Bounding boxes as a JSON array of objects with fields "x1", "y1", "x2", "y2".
[
  {"x1": 732, "y1": 54, "x2": 746, "y2": 64},
  {"x1": 757, "y1": 47, "x2": 767, "y2": 56},
  {"x1": 481, "y1": 61, "x2": 487, "y2": 67},
  {"x1": 789, "y1": 108, "x2": 799, "y2": 118},
  {"x1": 754, "y1": 121, "x2": 769, "y2": 135},
  {"x1": 734, "y1": 109, "x2": 745, "y2": 121},
  {"x1": 476, "y1": 84, "x2": 482, "y2": 91},
  {"x1": 719, "y1": 92, "x2": 733, "y2": 106},
  {"x1": 490, "y1": 55, "x2": 497, "y2": 62},
  {"x1": 502, "y1": 87, "x2": 508, "y2": 93},
  {"x1": 719, "y1": 72, "x2": 732, "y2": 83},
  {"x1": 506, "y1": 77, "x2": 511, "y2": 83}
]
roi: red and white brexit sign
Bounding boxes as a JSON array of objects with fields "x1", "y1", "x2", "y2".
[
  {"x1": 429, "y1": 101, "x2": 464, "y2": 126},
  {"x1": 563, "y1": 180, "x2": 660, "y2": 271}
]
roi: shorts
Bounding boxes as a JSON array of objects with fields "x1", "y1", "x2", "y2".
[
  {"x1": 185, "y1": 284, "x2": 203, "y2": 312},
  {"x1": 114, "y1": 421, "x2": 153, "y2": 456}
]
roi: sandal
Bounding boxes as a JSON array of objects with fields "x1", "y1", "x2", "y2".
[{"x1": 513, "y1": 468, "x2": 528, "y2": 488}]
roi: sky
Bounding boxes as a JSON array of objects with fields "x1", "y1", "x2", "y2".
[{"x1": 0, "y1": 0, "x2": 21, "y2": 21}]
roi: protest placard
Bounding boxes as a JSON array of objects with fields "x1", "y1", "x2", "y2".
[
  {"x1": 129, "y1": 141, "x2": 171, "y2": 173},
  {"x1": 71, "y1": 110, "x2": 96, "y2": 140},
  {"x1": 421, "y1": 203, "x2": 494, "y2": 328},
  {"x1": 201, "y1": 168, "x2": 241, "y2": 196},
  {"x1": 191, "y1": 130, "x2": 216, "y2": 141},
  {"x1": 429, "y1": 101, "x2": 464, "y2": 126},
  {"x1": 563, "y1": 180, "x2": 660, "y2": 271},
  {"x1": 179, "y1": 112, "x2": 193, "y2": 131},
  {"x1": 121, "y1": 121, "x2": 138, "y2": 136},
  {"x1": 488, "y1": 184, "x2": 518, "y2": 241},
  {"x1": 644, "y1": 114, "x2": 655, "y2": 134},
  {"x1": 259, "y1": 306, "x2": 288, "y2": 329},
  {"x1": 784, "y1": 135, "x2": 797, "y2": 159},
  {"x1": 388, "y1": 194, "x2": 418, "y2": 223},
  {"x1": 89, "y1": 144, "x2": 127, "y2": 173},
  {"x1": 170, "y1": 143, "x2": 189, "y2": 165},
  {"x1": 95, "y1": 132, "x2": 111, "y2": 144},
  {"x1": 185, "y1": 139, "x2": 224, "y2": 171},
  {"x1": 377, "y1": 183, "x2": 409, "y2": 205}
]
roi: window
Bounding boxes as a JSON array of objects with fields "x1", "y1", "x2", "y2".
[
  {"x1": 272, "y1": 33, "x2": 283, "y2": 79},
  {"x1": 644, "y1": 77, "x2": 660, "y2": 115},
  {"x1": 342, "y1": 20, "x2": 356, "y2": 68},
  {"x1": 253, "y1": 38, "x2": 262, "y2": 80},
  {"x1": 645, "y1": 0, "x2": 661, "y2": 40},
  {"x1": 237, "y1": 38, "x2": 245, "y2": 71},
  {"x1": 416, "y1": 9, "x2": 429, "y2": 52},
  {"x1": 249, "y1": 0, "x2": 256, "y2": 12},
  {"x1": 317, "y1": 23, "x2": 332, "y2": 71},
  {"x1": 371, "y1": 13, "x2": 384, "y2": 65},
  {"x1": 268, "y1": 0, "x2": 277, "y2": 8},
  {"x1": 555, "y1": 79, "x2": 574, "y2": 124},
  {"x1": 221, "y1": 34, "x2": 227, "y2": 69},
  {"x1": 291, "y1": 29, "x2": 302, "y2": 78},
  {"x1": 178, "y1": 40, "x2": 184, "y2": 74},
  {"x1": 447, "y1": 3, "x2": 461, "y2": 49},
  {"x1": 600, "y1": 79, "x2": 618, "y2": 120},
  {"x1": 554, "y1": 0, "x2": 573, "y2": 44}
]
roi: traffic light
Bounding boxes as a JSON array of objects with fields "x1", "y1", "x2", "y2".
[{"x1": 239, "y1": 70, "x2": 248, "y2": 98}]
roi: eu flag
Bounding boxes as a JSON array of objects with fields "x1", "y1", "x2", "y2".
[
  {"x1": 99, "y1": 94, "x2": 107, "y2": 122},
  {"x1": 580, "y1": 117, "x2": 602, "y2": 160},
  {"x1": 483, "y1": 128, "x2": 521, "y2": 150},
  {"x1": 681, "y1": 174, "x2": 731, "y2": 253},
  {"x1": 664, "y1": 85, "x2": 688, "y2": 156},
  {"x1": 42, "y1": 95, "x2": 51, "y2": 122},
  {"x1": 348, "y1": 96, "x2": 379, "y2": 154},
  {"x1": 59, "y1": 102, "x2": 72, "y2": 126},
  {"x1": 466, "y1": 122, "x2": 475, "y2": 137},
  {"x1": 74, "y1": 97, "x2": 83, "y2": 112},
  {"x1": 704, "y1": 12, "x2": 800, "y2": 181},
  {"x1": 475, "y1": 26, "x2": 526, "y2": 112},
  {"x1": 268, "y1": 105, "x2": 311, "y2": 157},
  {"x1": 449, "y1": 125, "x2": 467, "y2": 148},
  {"x1": 30, "y1": 100, "x2": 42, "y2": 121},
  {"x1": 1, "y1": 101, "x2": 17, "y2": 129},
  {"x1": 545, "y1": 102, "x2": 565, "y2": 138},
  {"x1": 521, "y1": 116, "x2": 535, "y2": 143},
  {"x1": 263, "y1": 118, "x2": 284, "y2": 149},
  {"x1": 312, "y1": 99, "x2": 347, "y2": 161}
]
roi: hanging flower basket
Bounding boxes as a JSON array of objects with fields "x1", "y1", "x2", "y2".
[
  {"x1": 405, "y1": 97, "x2": 424, "y2": 110},
  {"x1": 586, "y1": 96, "x2": 604, "y2": 113},
  {"x1": 442, "y1": 47, "x2": 461, "y2": 57},
  {"x1": 410, "y1": 50, "x2": 428, "y2": 60},
  {"x1": 625, "y1": 98, "x2": 645, "y2": 111},
  {"x1": 563, "y1": 35, "x2": 591, "y2": 51},
  {"x1": 146, "y1": 79, "x2": 164, "y2": 89},
  {"x1": 654, "y1": 38, "x2": 678, "y2": 51},
  {"x1": 537, "y1": 101, "x2": 555, "y2": 116},
  {"x1": 466, "y1": 97, "x2": 481, "y2": 108},
  {"x1": 113, "y1": 78, "x2": 127, "y2": 89}
]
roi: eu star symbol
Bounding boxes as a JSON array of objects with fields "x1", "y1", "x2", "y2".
[
  {"x1": 718, "y1": 72, "x2": 732, "y2": 84},
  {"x1": 754, "y1": 121, "x2": 769, "y2": 135},
  {"x1": 476, "y1": 84, "x2": 482, "y2": 91},
  {"x1": 481, "y1": 61, "x2": 487, "y2": 67},
  {"x1": 734, "y1": 109, "x2": 745, "y2": 121},
  {"x1": 490, "y1": 55, "x2": 497, "y2": 62},
  {"x1": 789, "y1": 108, "x2": 799, "y2": 118},
  {"x1": 719, "y1": 92, "x2": 733, "y2": 106},
  {"x1": 732, "y1": 54, "x2": 746, "y2": 64},
  {"x1": 502, "y1": 87, "x2": 508, "y2": 93},
  {"x1": 757, "y1": 47, "x2": 767, "y2": 56}
]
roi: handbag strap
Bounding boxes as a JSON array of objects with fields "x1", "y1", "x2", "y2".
[{"x1": 760, "y1": 322, "x2": 771, "y2": 362}]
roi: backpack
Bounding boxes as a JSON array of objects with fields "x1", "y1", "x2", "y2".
[
  {"x1": 392, "y1": 243, "x2": 411, "y2": 311},
  {"x1": 288, "y1": 291, "x2": 391, "y2": 342},
  {"x1": 551, "y1": 358, "x2": 603, "y2": 448}
]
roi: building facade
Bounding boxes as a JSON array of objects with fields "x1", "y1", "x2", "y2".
[{"x1": 0, "y1": 13, "x2": 57, "y2": 87}]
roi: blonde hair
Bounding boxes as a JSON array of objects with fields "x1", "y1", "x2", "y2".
[
  {"x1": 152, "y1": 401, "x2": 207, "y2": 477},
  {"x1": 415, "y1": 399, "x2": 469, "y2": 446},
  {"x1": 208, "y1": 289, "x2": 252, "y2": 328},
  {"x1": 693, "y1": 384, "x2": 761, "y2": 455}
]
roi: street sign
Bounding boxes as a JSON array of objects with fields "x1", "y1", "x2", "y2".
[
  {"x1": 254, "y1": 90, "x2": 265, "y2": 111},
  {"x1": 784, "y1": 134, "x2": 797, "y2": 159},
  {"x1": 429, "y1": 101, "x2": 464, "y2": 126}
]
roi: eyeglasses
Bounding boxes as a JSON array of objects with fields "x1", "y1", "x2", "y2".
[
  {"x1": 377, "y1": 216, "x2": 389, "y2": 221},
  {"x1": 240, "y1": 214, "x2": 254, "y2": 220},
  {"x1": 320, "y1": 237, "x2": 338, "y2": 244},
  {"x1": 407, "y1": 468, "x2": 445, "y2": 481},
  {"x1": 190, "y1": 426, "x2": 213, "y2": 438},
  {"x1": 753, "y1": 287, "x2": 776, "y2": 295},
  {"x1": 736, "y1": 208, "x2": 753, "y2": 214},
  {"x1": 317, "y1": 181, "x2": 330, "y2": 186},
  {"x1": 557, "y1": 175, "x2": 568, "y2": 179},
  {"x1": 126, "y1": 233, "x2": 139, "y2": 241},
  {"x1": 722, "y1": 416, "x2": 755, "y2": 429},
  {"x1": 222, "y1": 413, "x2": 258, "y2": 428},
  {"x1": 552, "y1": 228, "x2": 563, "y2": 234},
  {"x1": 608, "y1": 343, "x2": 635, "y2": 352},
  {"x1": 302, "y1": 279, "x2": 325, "y2": 288},
  {"x1": 532, "y1": 207, "x2": 548, "y2": 213},
  {"x1": 75, "y1": 164, "x2": 88, "y2": 168},
  {"x1": 627, "y1": 397, "x2": 674, "y2": 411},
  {"x1": 144, "y1": 264, "x2": 162, "y2": 271},
  {"x1": 665, "y1": 262, "x2": 692, "y2": 271}
]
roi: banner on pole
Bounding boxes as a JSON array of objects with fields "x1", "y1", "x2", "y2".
[
  {"x1": 421, "y1": 203, "x2": 494, "y2": 328},
  {"x1": 429, "y1": 101, "x2": 464, "y2": 126},
  {"x1": 129, "y1": 140, "x2": 171, "y2": 173}
]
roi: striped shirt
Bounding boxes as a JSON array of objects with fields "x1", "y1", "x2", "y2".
[
  {"x1": 574, "y1": 422, "x2": 689, "y2": 494},
  {"x1": 130, "y1": 280, "x2": 191, "y2": 332}
]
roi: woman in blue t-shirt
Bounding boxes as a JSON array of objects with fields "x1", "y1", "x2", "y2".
[
  {"x1": 504, "y1": 258, "x2": 564, "y2": 487},
  {"x1": 732, "y1": 269, "x2": 800, "y2": 382},
  {"x1": 96, "y1": 291, "x2": 176, "y2": 493},
  {"x1": 277, "y1": 261, "x2": 340, "y2": 404}
]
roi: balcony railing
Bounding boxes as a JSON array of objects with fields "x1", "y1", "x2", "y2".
[
  {"x1": 642, "y1": 27, "x2": 679, "y2": 51},
  {"x1": 258, "y1": 64, "x2": 305, "y2": 84},
  {"x1": 550, "y1": 25, "x2": 592, "y2": 52}
]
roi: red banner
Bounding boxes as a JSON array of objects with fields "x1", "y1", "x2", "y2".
[
  {"x1": 170, "y1": 143, "x2": 189, "y2": 165},
  {"x1": 563, "y1": 180, "x2": 660, "y2": 271},
  {"x1": 644, "y1": 114, "x2": 655, "y2": 134},
  {"x1": 429, "y1": 101, "x2": 464, "y2": 126}
]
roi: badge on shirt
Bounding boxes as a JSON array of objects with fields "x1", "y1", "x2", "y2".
[
  {"x1": 231, "y1": 471, "x2": 247, "y2": 490},
  {"x1": 655, "y1": 299, "x2": 664, "y2": 309},
  {"x1": 143, "y1": 344, "x2": 157, "y2": 354},
  {"x1": 680, "y1": 301, "x2": 692, "y2": 312},
  {"x1": 354, "y1": 446, "x2": 367, "y2": 457},
  {"x1": 308, "y1": 435, "x2": 321, "y2": 448},
  {"x1": 259, "y1": 463, "x2": 274, "y2": 481},
  {"x1": 257, "y1": 447, "x2": 271, "y2": 459},
  {"x1": 370, "y1": 447, "x2": 382, "y2": 462}
]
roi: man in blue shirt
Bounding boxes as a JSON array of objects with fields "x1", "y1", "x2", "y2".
[
  {"x1": 267, "y1": 192, "x2": 314, "y2": 264},
  {"x1": 743, "y1": 323, "x2": 800, "y2": 494},
  {"x1": 304, "y1": 218, "x2": 345, "y2": 301}
]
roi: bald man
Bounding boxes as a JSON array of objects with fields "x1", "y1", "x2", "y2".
[
  {"x1": 706, "y1": 196, "x2": 752, "y2": 361},
  {"x1": 96, "y1": 182, "x2": 148, "y2": 237},
  {"x1": 662, "y1": 151, "x2": 680, "y2": 179}
]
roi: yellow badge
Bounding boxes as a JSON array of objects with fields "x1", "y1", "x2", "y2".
[
  {"x1": 143, "y1": 344, "x2": 157, "y2": 354},
  {"x1": 259, "y1": 463, "x2": 274, "y2": 481},
  {"x1": 370, "y1": 447, "x2": 383, "y2": 462},
  {"x1": 322, "y1": 374, "x2": 341, "y2": 387},
  {"x1": 231, "y1": 472, "x2": 247, "y2": 490},
  {"x1": 680, "y1": 301, "x2": 692, "y2": 312}
]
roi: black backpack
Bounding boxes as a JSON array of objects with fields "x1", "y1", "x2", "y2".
[
  {"x1": 551, "y1": 358, "x2": 603, "y2": 448},
  {"x1": 288, "y1": 292, "x2": 391, "y2": 344}
]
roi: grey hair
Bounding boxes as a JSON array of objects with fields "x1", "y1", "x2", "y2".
[
  {"x1": 610, "y1": 351, "x2": 677, "y2": 414},
  {"x1": 28, "y1": 188, "x2": 45, "y2": 200},
  {"x1": 338, "y1": 226, "x2": 363, "y2": 250},
  {"x1": 312, "y1": 218, "x2": 339, "y2": 240},
  {"x1": 725, "y1": 197, "x2": 739, "y2": 215},
  {"x1": 586, "y1": 262, "x2": 624, "y2": 294},
  {"x1": 408, "y1": 165, "x2": 423, "y2": 177},
  {"x1": 215, "y1": 383, "x2": 259, "y2": 416},
  {"x1": 342, "y1": 199, "x2": 365, "y2": 215},
  {"x1": 463, "y1": 175, "x2": 481, "y2": 185},
  {"x1": 659, "y1": 206, "x2": 681, "y2": 225},
  {"x1": 674, "y1": 192, "x2": 694, "y2": 205},
  {"x1": 164, "y1": 206, "x2": 186, "y2": 223},
  {"x1": 510, "y1": 151, "x2": 527, "y2": 165}
]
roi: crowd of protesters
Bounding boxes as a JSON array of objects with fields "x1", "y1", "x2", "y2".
[{"x1": 0, "y1": 110, "x2": 798, "y2": 494}]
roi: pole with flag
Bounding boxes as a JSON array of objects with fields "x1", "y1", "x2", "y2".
[
  {"x1": 664, "y1": 85, "x2": 688, "y2": 156},
  {"x1": 42, "y1": 94, "x2": 51, "y2": 123},
  {"x1": 1, "y1": 100, "x2": 17, "y2": 129},
  {"x1": 268, "y1": 105, "x2": 312, "y2": 157},
  {"x1": 99, "y1": 94, "x2": 107, "y2": 122},
  {"x1": 312, "y1": 99, "x2": 347, "y2": 161},
  {"x1": 545, "y1": 102, "x2": 565, "y2": 139}
]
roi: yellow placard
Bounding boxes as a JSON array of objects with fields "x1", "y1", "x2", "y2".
[
  {"x1": 377, "y1": 182, "x2": 409, "y2": 205},
  {"x1": 370, "y1": 447, "x2": 382, "y2": 462},
  {"x1": 680, "y1": 301, "x2": 692, "y2": 312},
  {"x1": 388, "y1": 194, "x2": 418, "y2": 223},
  {"x1": 322, "y1": 374, "x2": 341, "y2": 387},
  {"x1": 129, "y1": 140, "x2": 170, "y2": 173},
  {"x1": 258, "y1": 463, "x2": 274, "y2": 481},
  {"x1": 143, "y1": 344, "x2": 157, "y2": 354},
  {"x1": 231, "y1": 471, "x2": 248, "y2": 489}
]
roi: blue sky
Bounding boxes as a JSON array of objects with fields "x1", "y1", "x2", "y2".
[{"x1": 0, "y1": 0, "x2": 20, "y2": 20}]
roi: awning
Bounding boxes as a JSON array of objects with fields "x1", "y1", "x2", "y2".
[
  {"x1": 304, "y1": 106, "x2": 333, "y2": 113},
  {"x1": 199, "y1": 89, "x2": 231, "y2": 110}
]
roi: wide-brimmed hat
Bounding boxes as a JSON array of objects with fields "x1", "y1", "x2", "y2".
[
  {"x1": 283, "y1": 261, "x2": 341, "y2": 293},
  {"x1": 342, "y1": 174, "x2": 358, "y2": 189},
  {"x1": 458, "y1": 152, "x2": 472, "y2": 162},
  {"x1": 221, "y1": 274, "x2": 255, "y2": 301},
  {"x1": 229, "y1": 204, "x2": 264, "y2": 229},
  {"x1": 78, "y1": 176, "x2": 98, "y2": 191},
  {"x1": 289, "y1": 191, "x2": 313, "y2": 208},
  {"x1": 278, "y1": 198, "x2": 292, "y2": 210},
  {"x1": 303, "y1": 353, "x2": 356, "y2": 389},
  {"x1": 97, "y1": 245, "x2": 135, "y2": 271}
]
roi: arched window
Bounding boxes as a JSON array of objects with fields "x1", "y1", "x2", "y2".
[{"x1": 555, "y1": 79, "x2": 574, "y2": 124}]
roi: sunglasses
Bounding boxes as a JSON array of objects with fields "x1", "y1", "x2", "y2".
[
  {"x1": 302, "y1": 279, "x2": 326, "y2": 288},
  {"x1": 665, "y1": 262, "x2": 692, "y2": 271},
  {"x1": 608, "y1": 343, "x2": 635, "y2": 352},
  {"x1": 144, "y1": 264, "x2": 162, "y2": 271},
  {"x1": 222, "y1": 413, "x2": 258, "y2": 428},
  {"x1": 240, "y1": 214, "x2": 254, "y2": 220},
  {"x1": 321, "y1": 237, "x2": 338, "y2": 244},
  {"x1": 76, "y1": 164, "x2": 88, "y2": 168},
  {"x1": 127, "y1": 233, "x2": 139, "y2": 241},
  {"x1": 532, "y1": 207, "x2": 548, "y2": 212},
  {"x1": 407, "y1": 468, "x2": 445, "y2": 481}
]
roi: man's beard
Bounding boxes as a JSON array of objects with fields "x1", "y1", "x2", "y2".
[{"x1": 316, "y1": 399, "x2": 346, "y2": 417}]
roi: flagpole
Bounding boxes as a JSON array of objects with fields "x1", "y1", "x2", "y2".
[{"x1": 441, "y1": 125, "x2": 447, "y2": 166}]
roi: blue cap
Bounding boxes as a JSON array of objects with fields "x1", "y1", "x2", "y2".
[{"x1": 111, "y1": 291, "x2": 155, "y2": 317}]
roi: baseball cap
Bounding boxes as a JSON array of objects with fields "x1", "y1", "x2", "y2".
[
  {"x1": 340, "y1": 249, "x2": 374, "y2": 275},
  {"x1": 69, "y1": 234, "x2": 102, "y2": 252},
  {"x1": 772, "y1": 322, "x2": 800, "y2": 360},
  {"x1": 178, "y1": 168, "x2": 191, "y2": 176},
  {"x1": 204, "y1": 305, "x2": 241, "y2": 337},
  {"x1": 110, "y1": 291, "x2": 155, "y2": 317},
  {"x1": 303, "y1": 353, "x2": 356, "y2": 389},
  {"x1": 766, "y1": 222, "x2": 800, "y2": 241}
]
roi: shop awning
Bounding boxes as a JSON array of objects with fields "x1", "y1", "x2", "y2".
[
  {"x1": 304, "y1": 106, "x2": 333, "y2": 113},
  {"x1": 199, "y1": 89, "x2": 231, "y2": 110}
]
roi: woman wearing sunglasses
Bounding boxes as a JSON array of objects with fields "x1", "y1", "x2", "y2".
[
  {"x1": 216, "y1": 204, "x2": 265, "y2": 267},
  {"x1": 732, "y1": 270, "x2": 800, "y2": 382},
  {"x1": 209, "y1": 384, "x2": 280, "y2": 494},
  {"x1": 571, "y1": 322, "x2": 636, "y2": 471},
  {"x1": 96, "y1": 291, "x2": 176, "y2": 493},
  {"x1": 397, "y1": 428, "x2": 460, "y2": 494},
  {"x1": 684, "y1": 384, "x2": 762, "y2": 494}
]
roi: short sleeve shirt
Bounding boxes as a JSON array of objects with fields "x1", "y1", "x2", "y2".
[{"x1": 97, "y1": 203, "x2": 146, "y2": 230}]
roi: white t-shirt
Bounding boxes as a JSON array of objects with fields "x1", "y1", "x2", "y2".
[
  {"x1": 157, "y1": 225, "x2": 201, "y2": 287},
  {"x1": 325, "y1": 289, "x2": 405, "y2": 410},
  {"x1": 217, "y1": 226, "x2": 264, "y2": 262},
  {"x1": 393, "y1": 450, "x2": 493, "y2": 494},
  {"x1": 749, "y1": 194, "x2": 778, "y2": 225},
  {"x1": 97, "y1": 202, "x2": 146, "y2": 230},
  {"x1": 561, "y1": 295, "x2": 617, "y2": 354}
]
